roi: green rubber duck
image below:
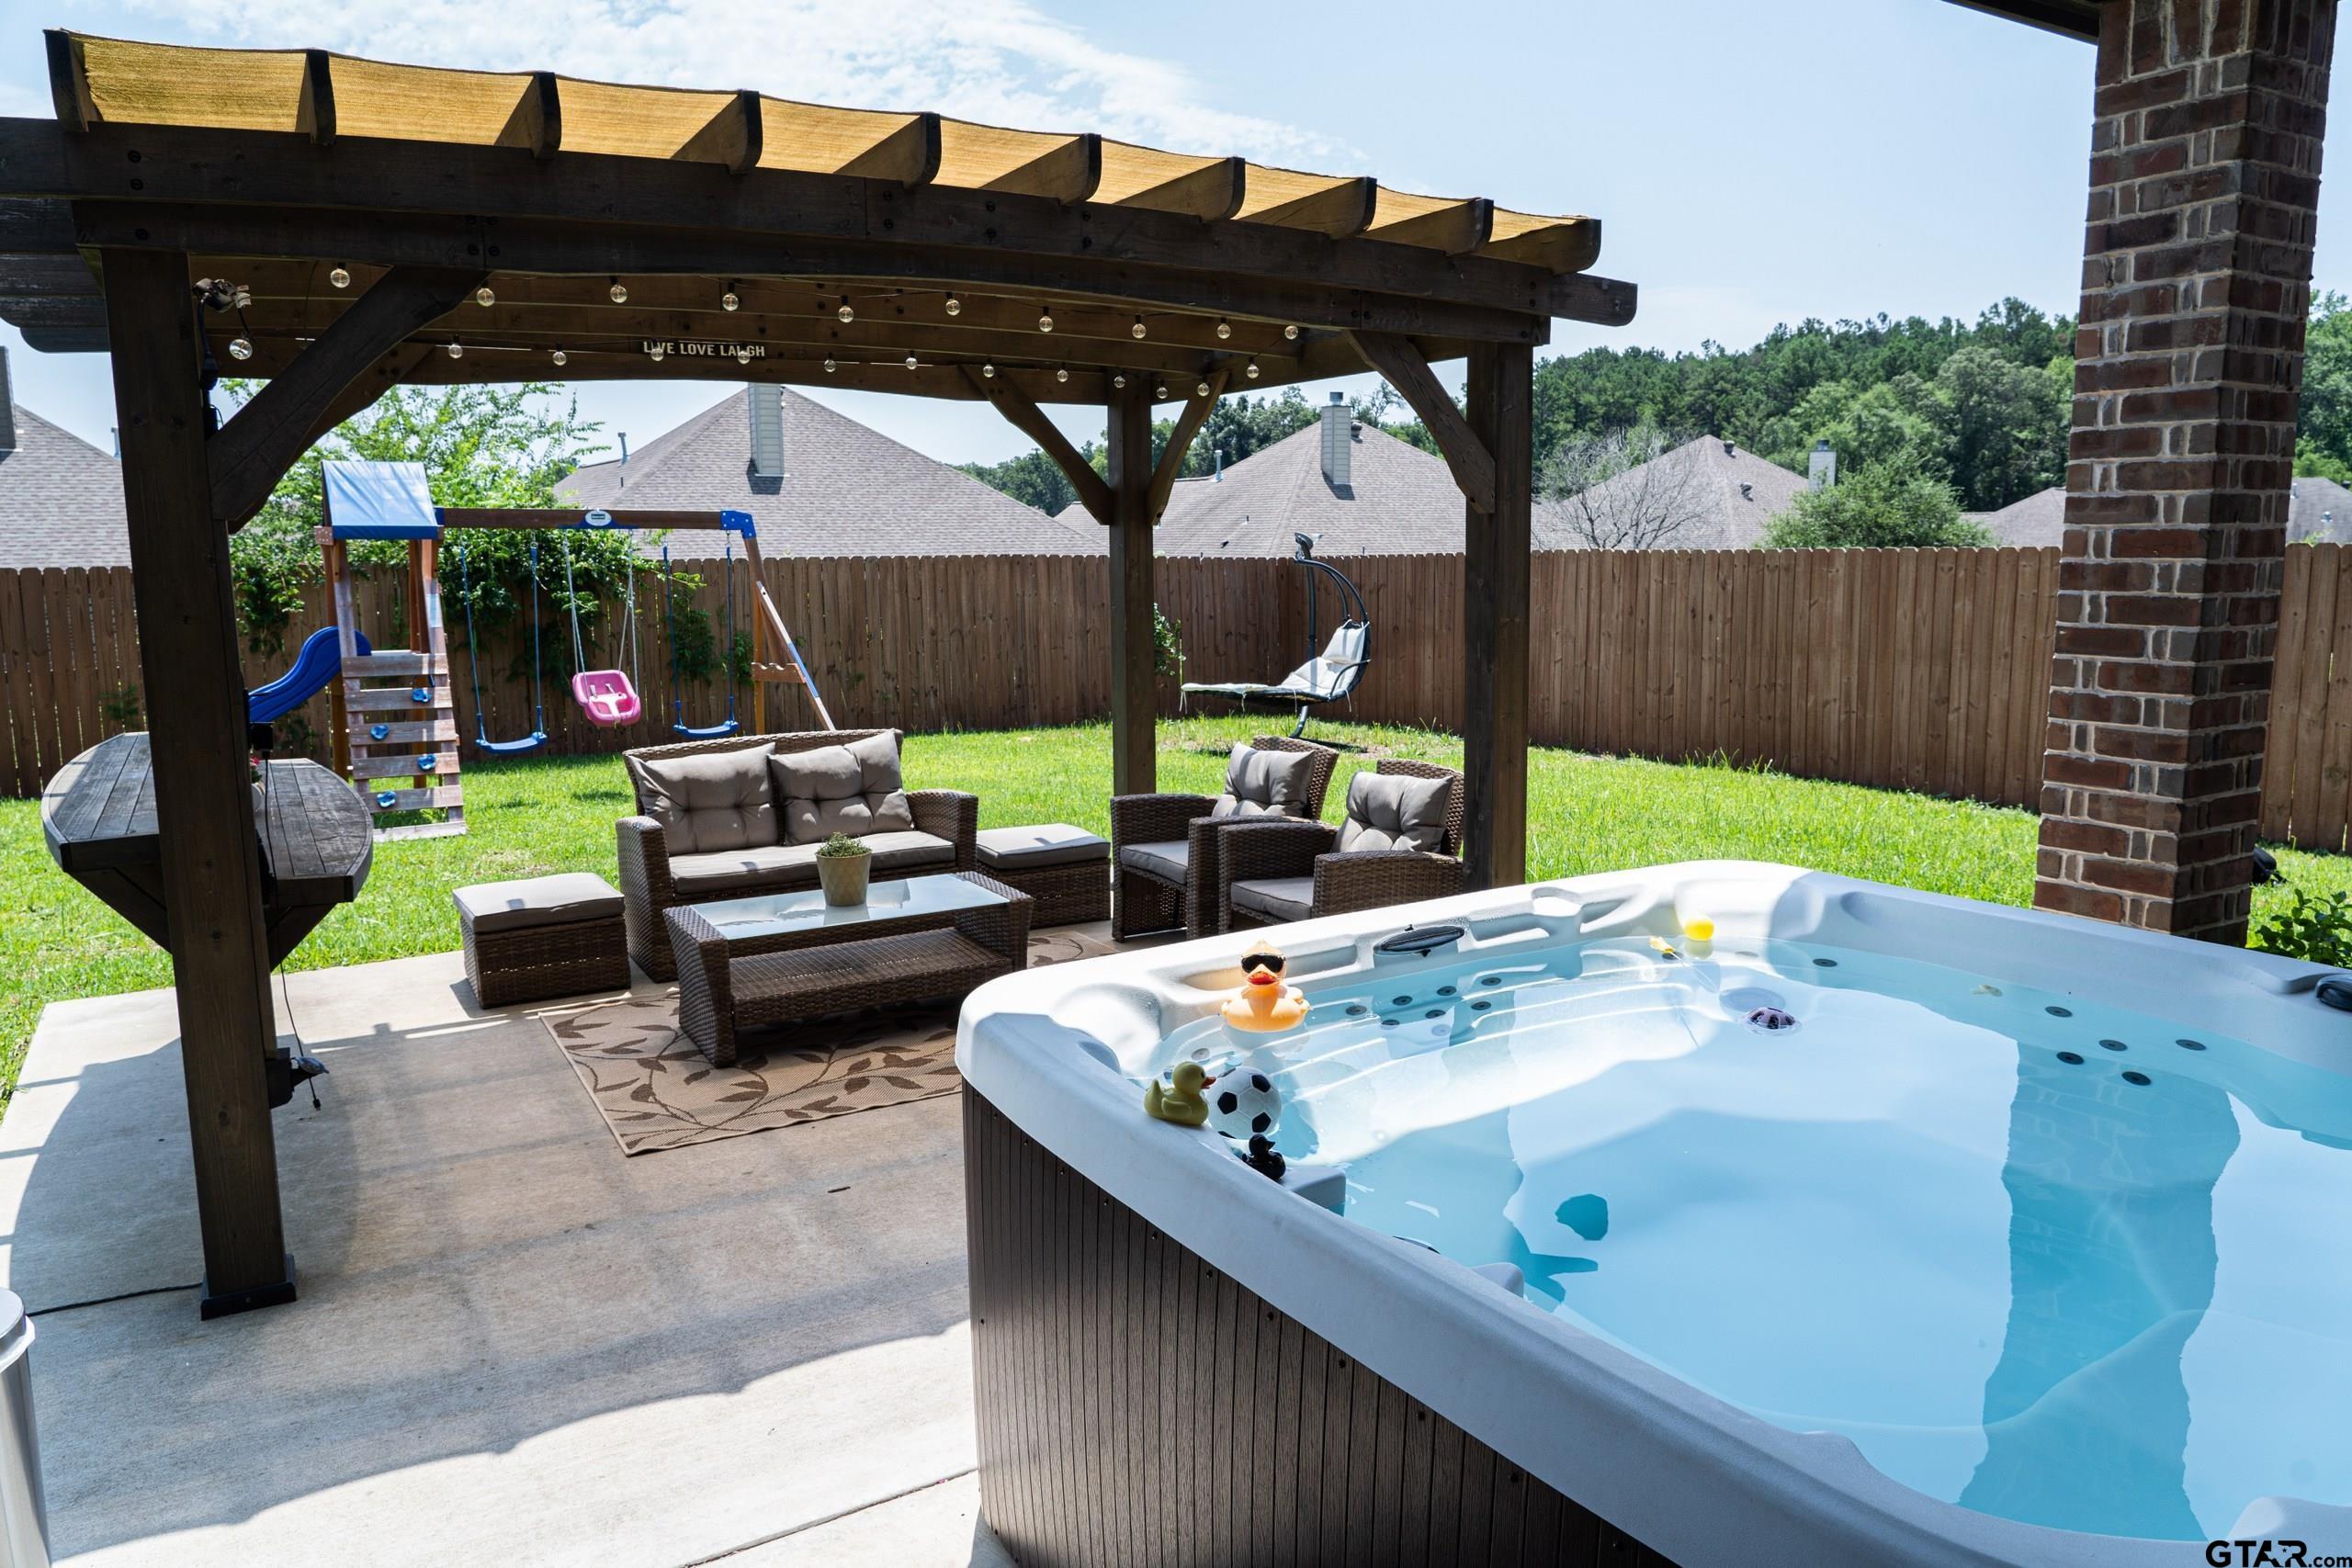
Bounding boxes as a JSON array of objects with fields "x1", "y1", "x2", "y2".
[{"x1": 1145, "y1": 1061, "x2": 1212, "y2": 1126}]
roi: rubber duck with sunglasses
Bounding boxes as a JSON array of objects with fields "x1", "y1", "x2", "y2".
[{"x1": 1221, "y1": 940, "x2": 1310, "y2": 1033}]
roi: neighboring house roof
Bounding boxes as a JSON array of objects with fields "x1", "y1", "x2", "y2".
[
  {"x1": 0, "y1": 370, "x2": 129, "y2": 567},
  {"x1": 1537, "y1": 434, "x2": 1807, "y2": 551},
  {"x1": 1971, "y1": 479, "x2": 2352, "y2": 547},
  {"x1": 557, "y1": 387, "x2": 1099, "y2": 558},
  {"x1": 1154, "y1": 416, "x2": 1471, "y2": 557},
  {"x1": 1968, "y1": 487, "x2": 2066, "y2": 547}
]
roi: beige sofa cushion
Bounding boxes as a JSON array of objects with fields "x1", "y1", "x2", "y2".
[
  {"x1": 1229, "y1": 876, "x2": 1316, "y2": 922},
  {"x1": 1334, "y1": 771, "x2": 1454, "y2": 853},
  {"x1": 772, "y1": 733, "x2": 917, "y2": 844},
  {"x1": 453, "y1": 872, "x2": 623, "y2": 934},
  {"x1": 1119, "y1": 840, "x2": 1190, "y2": 884},
  {"x1": 669, "y1": 842, "x2": 819, "y2": 898},
  {"x1": 629, "y1": 745, "x2": 776, "y2": 854},
  {"x1": 1208, "y1": 744, "x2": 1314, "y2": 821},
  {"x1": 976, "y1": 823, "x2": 1109, "y2": 871},
  {"x1": 858, "y1": 829, "x2": 958, "y2": 873}
]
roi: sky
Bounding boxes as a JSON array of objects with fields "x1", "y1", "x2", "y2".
[{"x1": 0, "y1": 0, "x2": 2325, "y2": 468}]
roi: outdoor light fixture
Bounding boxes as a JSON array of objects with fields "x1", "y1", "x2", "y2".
[
  {"x1": 1216, "y1": 319, "x2": 1232, "y2": 339},
  {"x1": 328, "y1": 265, "x2": 351, "y2": 289},
  {"x1": 981, "y1": 363, "x2": 997, "y2": 378},
  {"x1": 647, "y1": 343, "x2": 664, "y2": 362},
  {"x1": 1155, "y1": 382, "x2": 1169, "y2": 399},
  {"x1": 1283, "y1": 324, "x2": 1300, "y2": 340},
  {"x1": 227, "y1": 337, "x2": 253, "y2": 361},
  {"x1": 1112, "y1": 374, "x2": 1126, "y2": 389},
  {"x1": 721, "y1": 287, "x2": 741, "y2": 311},
  {"x1": 447, "y1": 342, "x2": 463, "y2": 359},
  {"x1": 233, "y1": 286, "x2": 251, "y2": 310},
  {"x1": 1131, "y1": 316, "x2": 1147, "y2": 340},
  {"x1": 944, "y1": 294, "x2": 963, "y2": 316},
  {"x1": 1246, "y1": 358, "x2": 1261, "y2": 379},
  {"x1": 474, "y1": 287, "x2": 495, "y2": 308},
  {"x1": 609, "y1": 279, "x2": 629, "y2": 304},
  {"x1": 823, "y1": 357, "x2": 837, "y2": 373},
  {"x1": 736, "y1": 345, "x2": 754, "y2": 364},
  {"x1": 1056, "y1": 367, "x2": 1069, "y2": 383},
  {"x1": 906, "y1": 354, "x2": 920, "y2": 369},
  {"x1": 838, "y1": 299, "x2": 855, "y2": 323},
  {"x1": 1195, "y1": 381, "x2": 1211, "y2": 397},
  {"x1": 551, "y1": 348, "x2": 568, "y2": 367},
  {"x1": 1037, "y1": 309, "x2": 1055, "y2": 333}
]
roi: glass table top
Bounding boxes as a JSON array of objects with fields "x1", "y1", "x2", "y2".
[{"x1": 692, "y1": 873, "x2": 1004, "y2": 942}]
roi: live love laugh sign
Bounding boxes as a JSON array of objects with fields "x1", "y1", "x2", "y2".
[{"x1": 641, "y1": 340, "x2": 768, "y2": 358}]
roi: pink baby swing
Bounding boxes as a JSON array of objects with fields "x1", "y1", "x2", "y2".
[{"x1": 559, "y1": 529, "x2": 642, "y2": 728}]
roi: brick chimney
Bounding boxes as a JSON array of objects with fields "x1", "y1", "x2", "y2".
[
  {"x1": 0, "y1": 347, "x2": 17, "y2": 455},
  {"x1": 1318, "y1": 391, "x2": 1351, "y2": 490}
]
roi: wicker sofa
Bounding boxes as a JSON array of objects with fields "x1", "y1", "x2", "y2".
[
  {"x1": 1109, "y1": 736, "x2": 1340, "y2": 941},
  {"x1": 1213, "y1": 758, "x2": 1465, "y2": 930},
  {"x1": 616, "y1": 728, "x2": 978, "y2": 980}
]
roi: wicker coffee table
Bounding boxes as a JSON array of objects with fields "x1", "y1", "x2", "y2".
[{"x1": 663, "y1": 871, "x2": 1031, "y2": 1066}]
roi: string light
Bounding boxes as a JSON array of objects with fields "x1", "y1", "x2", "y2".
[
  {"x1": 981, "y1": 363, "x2": 997, "y2": 378},
  {"x1": 1037, "y1": 308, "x2": 1055, "y2": 333},
  {"x1": 474, "y1": 287, "x2": 496, "y2": 308},
  {"x1": 735, "y1": 345, "x2": 754, "y2": 364},
  {"x1": 823, "y1": 357, "x2": 837, "y2": 373},
  {"x1": 227, "y1": 337, "x2": 253, "y2": 361},
  {"x1": 906, "y1": 354, "x2": 920, "y2": 369},
  {"x1": 1055, "y1": 367, "x2": 1069, "y2": 383},
  {"x1": 551, "y1": 348, "x2": 568, "y2": 367},
  {"x1": 1195, "y1": 380, "x2": 1212, "y2": 397},
  {"x1": 1112, "y1": 374, "x2": 1126, "y2": 389},
  {"x1": 447, "y1": 342, "x2": 463, "y2": 359},
  {"x1": 837, "y1": 298, "x2": 855, "y2": 323},
  {"x1": 1130, "y1": 315, "x2": 1147, "y2": 340},
  {"x1": 328, "y1": 266, "x2": 351, "y2": 290},
  {"x1": 647, "y1": 343, "x2": 664, "y2": 362},
  {"x1": 721, "y1": 285, "x2": 741, "y2": 311},
  {"x1": 1155, "y1": 382, "x2": 1169, "y2": 399},
  {"x1": 609, "y1": 279, "x2": 628, "y2": 304},
  {"x1": 1245, "y1": 358, "x2": 1261, "y2": 380},
  {"x1": 1283, "y1": 324, "x2": 1300, "y2": 340},
  {"x1": 944, "y1": 294, "x2": 962, "y2": 316},
  {"x1": 1216, "y1": 319, "x2": 1233, "y2": 340}
]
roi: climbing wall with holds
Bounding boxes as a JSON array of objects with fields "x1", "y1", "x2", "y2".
[{"x1": 324, "y1": 532, "x2": 466, "y2": 840}]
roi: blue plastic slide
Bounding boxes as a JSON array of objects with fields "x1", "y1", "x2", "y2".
[{"x1": 247, "y1": 626, "x2": 371, "y2": 725}]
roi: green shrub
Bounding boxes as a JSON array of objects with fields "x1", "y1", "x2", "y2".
[{"x1": 2251, "y1": 884, "x2": 2352, "y2": 968}]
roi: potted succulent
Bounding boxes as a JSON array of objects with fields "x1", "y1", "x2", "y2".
[{"x1": 814, "y1": 830, "x2": 872, "y2": 907}]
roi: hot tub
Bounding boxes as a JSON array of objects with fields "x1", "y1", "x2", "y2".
[{"x1": 956, "y1": 862, "x2": 2352, "y2": 1567}]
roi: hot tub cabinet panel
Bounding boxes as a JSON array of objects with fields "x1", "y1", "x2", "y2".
[{"x1": 964, "y1": 1087, "x2": 1677, "y2": 1568}]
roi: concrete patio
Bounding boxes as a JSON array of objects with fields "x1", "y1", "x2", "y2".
[{"x1": 1, "y1": 948, "x2": 1031, "y2": 1566}]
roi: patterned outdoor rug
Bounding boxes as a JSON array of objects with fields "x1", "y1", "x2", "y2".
[{"x1": 545, "y1": 928, "x2": 1115, "y2": 1156}]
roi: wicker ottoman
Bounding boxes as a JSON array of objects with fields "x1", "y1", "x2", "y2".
[
  {"x1": 974, "y1": 823, "x2": 1110, "y2": 927},
  {"x1": 455, "y1": 872, "x2": 631, "y2": 1007}
]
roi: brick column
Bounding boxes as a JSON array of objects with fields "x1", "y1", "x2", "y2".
[{"x1": 2037, "y1": 0, "x2": 2335, "y2": 943}]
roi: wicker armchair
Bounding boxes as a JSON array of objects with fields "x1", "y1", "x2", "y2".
[
  {"x1": 616, "y1": 728, "x2": 978, "y2": 980},
  {"x1": 1109, "y1": 735, "x2": 1340, "y2": 941},
  {"x1": 1215, "y1": 759, "x2": 1466, "y2": 931}
]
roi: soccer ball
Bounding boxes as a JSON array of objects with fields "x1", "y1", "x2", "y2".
[{"x1": 1207, "y1": 1068, "x2": 1283, "y2": 1140}]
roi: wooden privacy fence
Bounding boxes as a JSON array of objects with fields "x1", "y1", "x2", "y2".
[{"x1": 10, "y1": 545, "x2": 2352, "y2": 852}]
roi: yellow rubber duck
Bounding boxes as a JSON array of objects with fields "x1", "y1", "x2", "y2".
[
  {"x1": 1221, "y1": 940, "x2": 1310, "y2": 1033},
  {"x1": 1145, "y1": 1061, "x2": 1212, "y2": 1126}
]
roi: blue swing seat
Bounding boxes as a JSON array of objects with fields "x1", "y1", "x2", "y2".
[
  {"x1": 672, "y1": 717, "x2": 741, "y2": 739},
  {"x1": 476, "y1": 730, "x2": 548, "y2": 757}
]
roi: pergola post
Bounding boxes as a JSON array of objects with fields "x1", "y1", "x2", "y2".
[
  {"x1": 2036, "y1": 0, "x2": 2335, "y2": 942},
  {"x1": 1462, "y1": 341, "x2": 1534, "y2": 888},
  {"x1": 1105, "y1": 380, "x2": 1157, "y2": 795},
  {"x1": 100, "y1": 248, "x2": 293, "y2": 1316}
]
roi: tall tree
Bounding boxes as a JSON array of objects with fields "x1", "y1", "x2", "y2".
[{"x1": 1540, "y1": 423, "x2": 1712, "y2": 548}]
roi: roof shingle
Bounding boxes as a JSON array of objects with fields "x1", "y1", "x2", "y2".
[{"x1": 0, "y1": 402, "x2": 130, "y2": 569}]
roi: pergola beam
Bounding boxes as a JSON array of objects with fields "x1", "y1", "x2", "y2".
[
  {"x1": 1105, "y1": 379, "x2": 1157, "y2": 795},
  {"x1": 208, "y1": 264, "x2": 484, "y2": 527},
  {"x1": 1147, "y1": 369, "x2": 1228, "y2": 522},
  {"x1": 5, "y1": 119, "x2": 1598, "y2": 328},
  {"x1": 963, "y1": 364, "x2": 1113, "y2": 523},
  {"x1": 1349, "y1": 330, "x2": 1496, "y2": 514},
  {"x1": 1461, "y1": 340, "x2": 1532, "y2": 889},
  {"x1": 68, "y1": 200, "x2": 1585, "y2": 344}
]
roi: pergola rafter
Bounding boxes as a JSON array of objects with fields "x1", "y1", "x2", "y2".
[{"x1": 0, "y1": 27, "x2": 1634, "y2": 1317}]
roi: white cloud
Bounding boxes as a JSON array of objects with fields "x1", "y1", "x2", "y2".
[{"x1": 117, "y1": 0, "x2": 1332, "y2": 163}]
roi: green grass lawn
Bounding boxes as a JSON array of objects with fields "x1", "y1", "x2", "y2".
[{"x1": 6, "y1": 711, "x2": 2345, "y2": 1106}]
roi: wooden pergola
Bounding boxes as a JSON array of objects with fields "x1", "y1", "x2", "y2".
[{"x1": 0, "y1": 31, "x2": 1633, "y2": 1314}]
